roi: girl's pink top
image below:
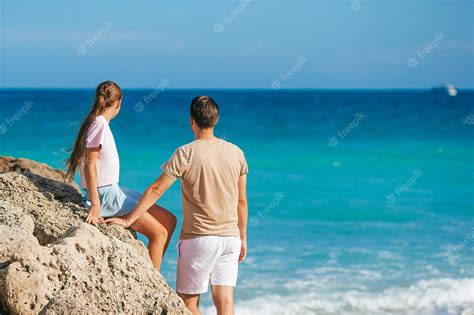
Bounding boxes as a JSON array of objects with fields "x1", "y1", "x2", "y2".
[{"x1": 80, "y1": 115, "x2": 120, "y2": 188}]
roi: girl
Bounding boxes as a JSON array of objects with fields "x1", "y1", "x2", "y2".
[{"x1": 65, "y1": 81, "x2": 176, "y2": 270}]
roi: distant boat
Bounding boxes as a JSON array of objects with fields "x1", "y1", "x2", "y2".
[
  {"x1": 447, "y1": 84, "x2": 458, "y2": 96},
  {"x1": 431, "y1": 84, "x2": 458, "y2": 97}
]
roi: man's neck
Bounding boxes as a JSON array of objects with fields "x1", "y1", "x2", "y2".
[{"x1": 194, "y1": 128, "x2": 218, "y2": 142}]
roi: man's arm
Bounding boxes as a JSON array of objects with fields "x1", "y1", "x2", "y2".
[
  {"x1": 237, "y1": 174, "x2": 248, "y2": 262},
  {"x1": 105, "y1": 173, "x2": 175, "y2": 227}
]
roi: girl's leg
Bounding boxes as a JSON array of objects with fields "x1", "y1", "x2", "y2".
[
  {"x1": 147, "y1": 204, "x2": 177, "y2": 253},
  {"x1": 129, "y1": 212, "x2": 171, "y2": 270}
]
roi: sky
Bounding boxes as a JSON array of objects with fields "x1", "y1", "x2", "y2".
[{"x1": 0, "y1": 0, "x2": 473, "y2": 89}]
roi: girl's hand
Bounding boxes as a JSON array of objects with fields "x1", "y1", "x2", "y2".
[
  {"x1": 105, "y1": 216, "x2": 131, "y2": 228},
  {"x1": 86, "y1": 204, "x2": 104, "y2": 224}
]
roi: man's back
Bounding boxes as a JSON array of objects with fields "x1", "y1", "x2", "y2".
[{"x1": 161, "y1": 139, "x2": 248, "y2": 239}]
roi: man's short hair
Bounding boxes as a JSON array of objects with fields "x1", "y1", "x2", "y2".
[{"x1": 190, "y1": 96, "x2": 220, "y2": 129}]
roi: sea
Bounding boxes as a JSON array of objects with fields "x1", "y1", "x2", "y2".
[{"x1": 0, "y1": 89, "x2": 473, "y2": 315}]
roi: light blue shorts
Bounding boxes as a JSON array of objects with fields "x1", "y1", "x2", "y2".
[{"x1": 82, "y1": 183, "x2": 142, "y2": 218}]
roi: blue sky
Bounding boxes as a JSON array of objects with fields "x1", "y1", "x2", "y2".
[{"x1": 0, "y1": 0, "x2": 472, "y2": 89}]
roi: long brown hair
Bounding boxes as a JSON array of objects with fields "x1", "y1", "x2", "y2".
[{"x1": 65, "y1": 81, "x2": 122, "y2": 181}]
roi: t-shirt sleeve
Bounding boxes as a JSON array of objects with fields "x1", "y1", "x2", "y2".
[
  {"x1": 161, "y1": 147, "x2": 189, "y2": 181},
  {"x1": 85, "y1": 119, "x2": 106, "y2": 148},
  {"x1": 240, "y1": 150, "x2": 249, "y2": 176}
]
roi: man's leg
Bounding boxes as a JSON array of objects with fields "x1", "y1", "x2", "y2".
[
  {"x1": 178, "y1": 293, "x2": 201, "y2": 315},
  {"x1": 209, "y1": 237, "x2": 241, "y2": 315},
  {"x1": 177, "y1": 237, "x2": 218, "y2": 315},
  {"x1": 211, "y1": 285, "x2": 234, "y2": 315}
]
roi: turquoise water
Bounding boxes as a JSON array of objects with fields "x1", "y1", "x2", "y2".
[{"x1": 1, "y1": 89, "x2": 473, "y2": 314}]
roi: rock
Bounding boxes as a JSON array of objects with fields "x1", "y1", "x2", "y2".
[
  {"x1": 0, "y1": 156, "x2": 80, "y2": 192},
  {"x1": 0, "y1": 201, "x2": 38, "y2": 264},
  {"x1": 0, "y1": 172, "x2": 144, "y2": 255},
  {"x1": 0, "y1": 166, "x2": 190, "y2": 314}
]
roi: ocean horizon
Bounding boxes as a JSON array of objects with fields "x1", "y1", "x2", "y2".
[{"x1": 1, "y1": 88, "x2": 473, "y2": 314}]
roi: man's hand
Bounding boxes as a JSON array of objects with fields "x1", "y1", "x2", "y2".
[
  {"x1": 239, "y1": 239, "x2": 247, "y2": 262},
  {"x1": 86, "y1": 204, "x2": 104, "y2": 224},
  {"x1": 105, "y1": 216, "x2": 131, "y2": 228}
]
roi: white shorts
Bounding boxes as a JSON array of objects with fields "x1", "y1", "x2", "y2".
[{"x1": 176, "y1": 236, "x2": 241, "y2": 295}]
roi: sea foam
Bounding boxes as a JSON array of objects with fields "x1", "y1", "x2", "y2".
[{"x1": 202, "y1": 278, "x2": 474, "y2": 315}]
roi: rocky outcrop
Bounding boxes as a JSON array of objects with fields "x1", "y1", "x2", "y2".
[
  {"x1": 0, "y1": 156, "x2": 80, "y2": 192},
  {"x1": 0, "y1": 171, "x2": 143, "y2": 253},
  {"x1": 0, "y1": 163, "x2": 189, "y2": 314}
]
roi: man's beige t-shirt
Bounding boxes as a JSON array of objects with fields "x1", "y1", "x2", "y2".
[{"x1": 161, "y1": 139, "x2": 248, "y2": 239}]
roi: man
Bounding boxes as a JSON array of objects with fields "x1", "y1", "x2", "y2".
[{"x1": 106, "y1": 96, "x2": 249, "y2": 315}]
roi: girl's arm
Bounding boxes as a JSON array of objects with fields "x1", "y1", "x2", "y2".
[{"x1": 84, "y1": 147, "x2": 103, "y2": 224}]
